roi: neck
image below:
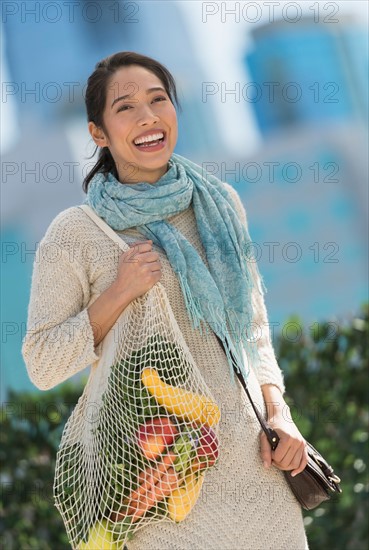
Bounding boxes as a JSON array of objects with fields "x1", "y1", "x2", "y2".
[{"x1": 117, "y1": 162, "x2": 170, "y2": 185}]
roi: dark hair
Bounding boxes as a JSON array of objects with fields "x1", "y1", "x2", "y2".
[{"x1": 82, "y1": 51, "x2": 182, "y2": 193}]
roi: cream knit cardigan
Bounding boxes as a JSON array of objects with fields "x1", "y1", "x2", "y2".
[{"x1": 22, "y1": 183, "x2": 309, "y2": 550}]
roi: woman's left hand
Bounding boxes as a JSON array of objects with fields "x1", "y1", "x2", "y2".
[{"x1": 259, "y1": 413, "x2": 309, "y2": 477}]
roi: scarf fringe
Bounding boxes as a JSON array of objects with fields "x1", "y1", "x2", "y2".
[
  {"x1": 177, "y1": 271, "x2": 206, "y2": 335},
  {"x1": 178, "y1": 270, "x2": 257, "y2": 388}
]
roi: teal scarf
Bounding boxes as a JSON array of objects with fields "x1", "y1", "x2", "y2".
[{"x1": 84, "y1": 152, "x2": 267, "y2": 386}]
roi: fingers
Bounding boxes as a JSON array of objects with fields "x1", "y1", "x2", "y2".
[
  {"x1": 272, "y1": 440, "x2": 308, "y2": 473},
  {"x1": 140, "y1": 251, "x2": 160, "y2": 263},
  {"x1": 290, "y1": 443, "x2": 309, "y2": 477},
  {"x1": 260, "y1": 431, "x2": 272, "y2": 468},
  {"x1": 128, "y1": 239, "x2": 153, "y2": 247},
  {"x1": 127, "y1": 240, "x2": 153, "y2": 255},
  {"x1": 261, "y1": 427, "x2": 308, "y2": 475},
  {"x1": 272, "y1": 440, "x2": 295, "y2": 466},
  {"x1": 261, "y1": 417, "x2": 309, "y2": 476},
  {"x1": 127, "y1": 241, "x2": 159, "y2": 261},
  {"x1": 125, "y1": 241, "x2": 161, "y2": 270}
]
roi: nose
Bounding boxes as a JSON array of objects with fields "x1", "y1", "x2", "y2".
[{"x1": 137, "y1": 103, "x2": 160, "y2": 126}]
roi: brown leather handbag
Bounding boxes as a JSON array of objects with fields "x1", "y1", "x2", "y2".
[{"x1": 234, "y1": 358, "x2": 343, "y2": 510}]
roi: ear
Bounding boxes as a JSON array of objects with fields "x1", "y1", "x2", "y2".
[{"x1": 88, "y1": 121, "x2": 109, "y2": 148}]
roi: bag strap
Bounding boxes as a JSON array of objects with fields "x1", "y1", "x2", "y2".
[
  {"x1": 215, "y1": 334, "x2": 280, "y2": 451},
  {"x1": 234, "y1": 364, "x2": 280, "y2": 451},
  {"x1": 78, "y1": 204, "x2": 130, "y2": 252}
]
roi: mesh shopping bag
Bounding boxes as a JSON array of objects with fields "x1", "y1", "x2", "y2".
[{"x1": 53, "y1": 208, "x2": 222, "y2": 549}]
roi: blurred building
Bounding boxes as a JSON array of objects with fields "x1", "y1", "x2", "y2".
[
  {"x1": 245, "y1": 15, "x2": 368, "y2": 135},
  {"x1": 230, "y1": 15, "x2": 368, "y2": 324},
  {"x1": 212, "y1": 121, "x2": 368, "y2": 325}
]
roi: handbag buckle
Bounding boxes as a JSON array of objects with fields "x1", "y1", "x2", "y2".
[{"x1": 329, "y1": 474, "x2": 341, "y2": 484}]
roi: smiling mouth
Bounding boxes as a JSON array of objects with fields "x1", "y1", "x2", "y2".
[
  {"x1": 134, "y1": 136, "x2": 164, "y2": 148},
  {"x1": 133, "y1": 129, "x2": 166, "y2": 145}
]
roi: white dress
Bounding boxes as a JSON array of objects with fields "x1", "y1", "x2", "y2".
[{"x1": 22, "y1": 183, "x2": 309, "y2": 549}]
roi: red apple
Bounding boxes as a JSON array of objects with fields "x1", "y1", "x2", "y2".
[
  {"x1": 136, "y1": 417, "x2": 179, "y2": 461},
  {"x1": 191, "y1": 424, "x2": 219, "y2": 472}
]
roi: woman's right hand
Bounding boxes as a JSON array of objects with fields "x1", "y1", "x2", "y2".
[{"x1": 113, "y1": 239, "x2": 162, "y2": 301}]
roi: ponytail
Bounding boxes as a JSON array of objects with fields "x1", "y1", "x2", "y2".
[{"x1": 83, "y1": 146, "x2": 118, "y2": 193}]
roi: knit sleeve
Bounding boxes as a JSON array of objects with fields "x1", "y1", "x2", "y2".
[
  {"x1": 21, "y1": 220, "x2": 103, "y2": 391},
  {"x1": 223, "y1": 183, "x2": 286, "y2": 397}
]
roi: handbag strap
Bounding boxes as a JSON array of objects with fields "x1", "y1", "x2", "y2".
[{"x1": 215, "y1": 335, "x2": 280, "y2": 451}]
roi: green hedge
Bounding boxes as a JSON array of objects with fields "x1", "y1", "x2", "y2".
[
  {"x1": 278, "y1": 303, "x2": 368, "y2": 549},
  {"x1": 1, "y1": 303, "x2": 368, "y2": 549}
]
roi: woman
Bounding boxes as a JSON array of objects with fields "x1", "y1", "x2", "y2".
[{"x1": 22, "y1": 52, "x2": 310, "y2": 549}]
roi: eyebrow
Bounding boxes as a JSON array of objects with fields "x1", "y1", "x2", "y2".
[{"x1": 111, "y1": 87, "x2": 166, "y2": 108}]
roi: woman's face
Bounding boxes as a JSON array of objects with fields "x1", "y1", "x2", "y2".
[{"x1": 88, "y1": 64, "x2": 178, "y2": 184}]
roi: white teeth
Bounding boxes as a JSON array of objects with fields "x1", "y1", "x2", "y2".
[{"x1": 134, "y1": 132, "x2": 164, "y2": 145}]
